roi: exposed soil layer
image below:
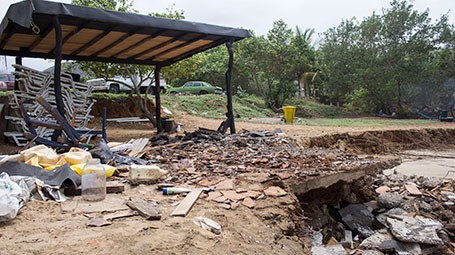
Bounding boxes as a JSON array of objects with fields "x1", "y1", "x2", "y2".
[
  {"x1": 92, "y1": 96, "x2": 155, "y2": 118},
  {"x1": 307, "y1": 128, "x2": 455, "y2": 154}
]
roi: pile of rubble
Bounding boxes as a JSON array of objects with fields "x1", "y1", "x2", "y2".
[
  {"x1": 145, "y1": 128, "x2": 374, "y2": 184},
  {"x1": 306, "y1": 171, "x2": 455, "y2": 254}
]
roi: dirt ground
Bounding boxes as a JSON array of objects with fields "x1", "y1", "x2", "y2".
[
  {"x1": 1, "y1": 114, "x2": 454, "y2": 255},
  {"x1": 96, "y1": 113, "x2": 455, "y2": 144}
]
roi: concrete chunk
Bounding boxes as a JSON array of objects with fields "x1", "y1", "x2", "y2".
[
  {"x1": 386, "y1": 216, "x2": 443, "y2": 245},
  {"x1": 339, "y1": 204, "x2": 375, "y2": 237},
  {"x1": 311, "y1": 244, "x2": 347, "y2": 255}
]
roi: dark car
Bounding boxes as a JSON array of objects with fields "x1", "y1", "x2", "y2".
[{"x1": 0, "y1": 73, "x2": 14, "y2": 91}]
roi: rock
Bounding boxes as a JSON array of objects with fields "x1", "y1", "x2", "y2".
[
  {"x1": 376, "y1": 208, "x2": 407, "y2": 228},
  {"x1": 206, "y1": 191, "x2": 223, "y2": 201},
  {"x1": 310, "y1": 231, "x2": 324, "y2": 246},
  {"x1": 263, "y1": 186, "x2": 287, "y2": 197},
  {"x1": 277, "y1": 172, "x2": 291, "y2": 180},
  {"x1": 212, "y1": 195, "x2": 228, "y2": 203},
  {"x1": 377, "y1": 192, "x2": 404, "y2": 209},
  {"x1": 404, "y1": 183, "x2": 422, "y2": 196},
  {"x1": 245, "y1": 190, "x2": 262, "y2": 199},
  {"x1": 386, "y1": 216, "x2": 443, "y2": 245},
  {"x1": 86, "y1": 217, "x2": 112, "y2": 227},
  {"x1": 311, "y1": 244, "x2": 347, "y2": 255},
  {"x1": 218, "y1": 203, "x2": 231, "y2": 210},
  {"x1": 351, "y1": 250, "x2": 384, "y2": 255},
  {"x1": 339, "y1": 204, "x2": 375, "y2": 237},
  {"x1": 231, "y1": 201, "x2": 241, "y2": 210},
  {"x1": 421, "y1": 177, "x2": 442, "y2": 188},
  {"x1": 375, "y1": 186, "x2": 391, "y2": 194},
  {"x1": 359, "y1": 229, "x2": 394, "y2": 249},
  {"x1": 126, "y1": 197, "x2": 161, "y2": 220},
  {"x1": 378, "y1": 239, "x2": 421, "y2": 255},
  {"x1": 221, "y1": 190, "x2": 247, "y2": 201},
  {"x1": 215, "y1": 179, "x2": 235, "y2": 190},
  {"x1": 235, "y1": 187, "x2": 247, "y2": 193},
  {"x1": 242, "y1": 197, "x2": 256, "y2": 208},
  {"x1": 441, "y1": 191, "x2": 455, "y2": 201}
]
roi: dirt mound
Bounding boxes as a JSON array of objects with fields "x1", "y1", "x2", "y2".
[
  {"x1": 91, "y1": 96, "x2": 155, "y2": 118},
  {"x1": 307, "y1": 128, "x2": 455, "y2": 154}
]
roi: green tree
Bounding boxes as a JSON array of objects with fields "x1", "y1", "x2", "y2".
[
  {"x1": 72, "y1": 0, "x2": 186, "y2": 126},
  {"x1": 319, "y1": 0, "x2": 452, "y2": 114},
  {"x1": 291, "y1": 27, "x2": 316, "y2": 96}
]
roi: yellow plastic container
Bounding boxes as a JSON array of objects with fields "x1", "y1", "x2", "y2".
[{"x1": 283, "y1": 106, "x2": 296, "y2": 124}]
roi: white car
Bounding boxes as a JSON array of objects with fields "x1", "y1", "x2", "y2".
[{"x1": 87, "y1": 75, "x2": 167, "y2": 94}]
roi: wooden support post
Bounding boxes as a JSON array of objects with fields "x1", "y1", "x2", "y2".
[
  {"x1": 154, "y1": 66, "x2": 163, "y2": 133},
  {"x1": 52, "y1": 16, "x2": 65, "y2": 141},
  {"x1": 14, "y1": 56, "x2": 22, "y2": 90},
  {"x1": 225, "y1": 40, "x2": 235, "y2": 134}
]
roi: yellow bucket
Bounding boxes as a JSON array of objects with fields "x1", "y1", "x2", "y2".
[{"x1": 283, "y1": 106, "x2": 296, "y2": 124}]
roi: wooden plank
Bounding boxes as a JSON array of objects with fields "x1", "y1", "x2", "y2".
[
  {"x1": 171, "y1": 188, "x2": 203, "y2": 217},
  {"x1": 128, "y1": 138, "x2": 149, "y2": 157}
]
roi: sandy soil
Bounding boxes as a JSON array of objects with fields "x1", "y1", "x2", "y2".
[{"x1": 1, "y1": 114, "x2": 454, "y2": 255}]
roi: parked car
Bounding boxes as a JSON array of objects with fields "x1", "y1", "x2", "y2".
[
  {"x1": 167, "y1": 81, "x2": 223, "y2": 95},
  {"x1": 87, "y1": 75, "x2": 167, "y2": 94},
  {"x1": 0, "y1": 73, "x2": 14, "y2": 91}
]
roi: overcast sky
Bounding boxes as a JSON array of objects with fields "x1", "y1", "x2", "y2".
[{"x1": 0, "y1": 0, "x2": 453, "y2": 72}]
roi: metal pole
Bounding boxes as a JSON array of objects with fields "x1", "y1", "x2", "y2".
[
  {"x1": 53, "y1": 16, "x2": 65, "y2": 117},
  {"x1": 154, "y1": 66, "x2": 162, "y2": 133},
  {"x1": 14, "y1": 56, "x2": 22, "y2": 90},
  {"x1": 52, "y1": 16, "x2": 65, "y2": 142},
  {"x1": 225, "y1": 40, "x2": 235, "y2": 134}
]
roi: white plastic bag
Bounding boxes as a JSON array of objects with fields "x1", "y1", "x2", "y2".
[{"x1": 0, "y1": 173, "x2": 22, "y2": 222}]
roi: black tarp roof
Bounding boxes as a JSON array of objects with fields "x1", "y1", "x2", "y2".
[{"x1": 0, "y1": 0, "x2": 251, "y2": 66}]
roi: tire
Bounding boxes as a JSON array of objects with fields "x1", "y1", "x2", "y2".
[
  {"x1": 109, "y1": 84, "x2": 120, "y2": 94},
  {"x1": 199, "y1": 90, "x2": 208, "y2": 95}
]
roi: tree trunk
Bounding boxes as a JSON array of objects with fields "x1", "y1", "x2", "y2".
[{"x1": 396, "y1": 78, "x2": 402, "y2": 111}]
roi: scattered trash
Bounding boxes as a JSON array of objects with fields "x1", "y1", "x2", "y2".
[
  {"x1": 129, "y1": 165, "x2": 167, "y2": 185},
  {"x1": 81, "y1": 159, "x2": 106, "y2": 201},
  {"x1": 162, "y1": 187, "x2": 192, "y2": 195},
  {"x1": 0, "y1": 173, "x2": 23, "y2": 222},
  {"x1": 192, "y1": 216, "x2": 222, "y2": 234}
]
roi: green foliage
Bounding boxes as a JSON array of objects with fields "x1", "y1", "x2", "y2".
[
  {"x1": 161, "y1": 94, "x2": 274, "y2": 119},
  {"x1": 150, "y1": 5, "x2": 185, "y2": 19},
  {"x1": 319, "y1": 0, "x2": 454, "y2": 114},
  {"x1": 286, "y1": 97, "x2": 345, "y2": 118}
]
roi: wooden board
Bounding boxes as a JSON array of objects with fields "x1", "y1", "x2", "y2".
[
  {"x1": 128, "y1": 138, "x2": 149, "y2": 157},
  {"x1": 171, "y1": 188, "x2": 203, "y2": 217}
]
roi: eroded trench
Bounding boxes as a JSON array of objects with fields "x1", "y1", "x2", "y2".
[{"x1": 290, "y1": 128, "x2": 455, "y2": 254}]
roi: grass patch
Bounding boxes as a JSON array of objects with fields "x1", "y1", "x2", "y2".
[
  {"x1": 296, "y1": 118, "x2": 434, "y2": 127},
  {"x1": 161, "y1": 94, "x2": 274, "y2": 119},
  {"x1": 0, "y1": 91, "x2": 13, "y2": 97}
]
